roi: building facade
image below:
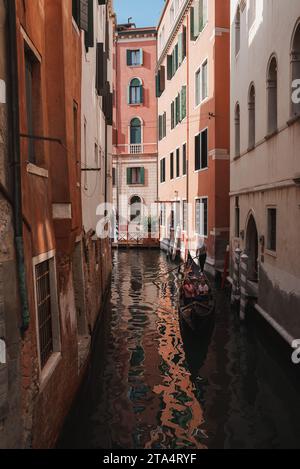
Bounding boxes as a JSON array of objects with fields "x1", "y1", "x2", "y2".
[
  {"x1": 157, "y1": 0, "x2": 230, "y2": 272},
  {"x1": 81, "y1": 0, "x2": 114, "y2": 331},
  {"x1": 0, "y1": 0, "x2": 114, "y2": 449},
  {"x1": 0, "y1": 0, "x2": 23, "y2": 449},
  {"x1": 113, "y1": 24, "x2": 158, "y2": 243},
  {"x1": 230, "y1": 0, "x2": 300, "y2": 337}
]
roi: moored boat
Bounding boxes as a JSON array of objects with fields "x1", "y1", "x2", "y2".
[{"x1": 178, "y1": 253, "x2": 215, "y2": 333}]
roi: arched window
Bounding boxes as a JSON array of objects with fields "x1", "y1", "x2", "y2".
[
  {"x1": 235, "y1": 6, "x2": 241, "y2": 56},
  {"x1": 130, "y1": 195, "x2": 142, "y2": 222},
  {"x1": 248, "y1": 84, "x2": 255, "y2": 149},
  {"x1": 130, "y1": 118, "x2": 142, "y2": 145},
  {"x1": 235, "y1": 103, "x2": 240, "y2": 157},
  {"x1": 128, "y1": 78, "x2": 143, "y2": 105},
  {"x1": 291, "y1": 21, "x2": 300, "y2": 117},
  {"x1": 267, "y1": 56, "x2": 278, "y2": 134}
]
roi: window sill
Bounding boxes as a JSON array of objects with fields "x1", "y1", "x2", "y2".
[
  {"x1": 265, "y1": 249, "x2": 277, "y2": 259},
  {"x1": 287, "y1": 114, "x2": 300, "y2": 127},
  {"x1": 127, "y1": 183, "x2": 145, "y2": 187},
  {"x1": 39, "y1": 352, "x2": 62, "y2": 393},
  {"x1": 195, "y1": 167, "x2": 208, "y2": 174},
  {"x1": 27, "y1": 163, "x2": 49, "y2": 179},
  {"x1": 128, "y1": 103, "x2": 143, "y2": 107},
  {"x1": 128, "y1": 64, "x2": 142, "y2": 68},
  {"x1": 264, "y1": 129, "x2": 278, "y2": 141}
]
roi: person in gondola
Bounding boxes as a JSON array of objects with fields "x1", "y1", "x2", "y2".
[
  {"x1": 196, "y1": 276, "x2": 209, "y2": 298},
  {"x1": 196, "y1": 236, "x2": 207, "y2": 273},
  {"x1": 183, "y1": 278, "x2": 195, "y2": 305}
]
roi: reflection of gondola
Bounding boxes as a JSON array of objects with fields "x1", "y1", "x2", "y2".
[
  {"x1": 180, "y1": 315, "x2": 214, "y2": 381},
  {"x1": 178, "y1": 253, "x2": 215, "y2": 333}
]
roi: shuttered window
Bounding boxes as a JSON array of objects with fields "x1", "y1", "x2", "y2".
[
  {"x1": 181, "y1": 85, "x2": 187, "y2": 120},
  {"x1": 171, "y1": 101, "x2": 175, "y2": 129},
  {"x1": 267, "y1": 208, "x2": 277, "y2": 252},
  {"x1": 127, "y1": 49, "x2": 143, "y2": 66},
  {"x1": 176, "y1": 148, "x2": 180, "y2": 178},
  {"x1": 127, "y1": 167, "x2": 145, "y2": 185},
  {"x1": 84, "y1": 0, "x2": 94, "y2": 49},
  {"x1": 190, "y1": 0, "x2": 208, "y2": 41}
]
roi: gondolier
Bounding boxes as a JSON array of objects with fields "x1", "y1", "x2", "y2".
[{"x1": 196, "y1": 236, "x2": 207, "y2": 273}]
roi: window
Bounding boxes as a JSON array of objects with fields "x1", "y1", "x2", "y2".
[
  {"x1": 170, "y1": 152, "x2": 174, "y2": 180},
  {"x1": 202, "y1": 60, "x2": 208, "y2": 100},
  {"x1": 195, "y1": 198, "x2": 208, "y2": 237},
  {"x1": 182, "y1": 143, "x2": 187, "y2": 175},
  {"x1": 267, "y1": 208, "x2": 277, "y2": 252},
  {"x1": 130, "y1": 118, "x2": 142, "y2": 144},
  {"x1": 267, "y1": 56, "x2": 278, "y2": 134},
  {"x1": 176, "y1": 148, "x2": 180, "y2": 178},
  {"x1": 291, "y1": 22, "x2": 300, "y2": 117},
  {"x1": 127, "y1": 49, "x2": 143, "y2": 66},
  {"x1": 235, "y1": 197, "x2": 240, "y2": 238},
  {"x1": 160, "y1": 158, "x2": 166, "y2": 183},
  {"x1": 112, "y1": 167, "x2": 116, "y2": 186},
  {"x1": 195, "y1": 60, "x2": 208, "y2": 106},
  {"x1": 158, "y1": 112, "x2": 167, "y2": 140},
  {"x1": 128, "y1": 78, "x2": 143, "y2": 105},
  {"x1": 235, "y1": 103, "x2": 240, "y2": 157},
  {"x1": 127, "y1": 167, "x2": 145, "y2": 185},
  {"x1": 191, "y1": 0, "x2": 208, "y2": 40},
  {"x1": 195, "y1": 128, "x2": 208, "y2": 171},
  {"x1": 248, "y1": 84, "x2": 255, "y2": 149},
  {"x1": 33, "y1": 254, "x2": 60, "y2": 370},
  {"x1": 180, "y1": 85, "x2": 187, "y2": 120},
  {"x1": 235, "y1": 6, "x2": 241, "y2": 56},
  {"x1": 183, "y1": 200, "x2": 188, "y2": 231},
  {"x1": 25, "y1": 50, "x2": 40, "y2": 164},
  {"x1": 175, "y1": 93, "x2": 180, "y2": 125}
]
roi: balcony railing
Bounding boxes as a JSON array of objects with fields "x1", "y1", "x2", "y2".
[{"x1": 129, "y1": 144, "x2": 143, "y2": 154}]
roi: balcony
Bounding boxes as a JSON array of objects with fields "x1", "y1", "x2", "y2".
[{"x1": 129, "y1": 144, "x2": 143, "y2": 154}]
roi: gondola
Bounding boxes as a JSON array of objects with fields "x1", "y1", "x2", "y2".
[{"x1": 178, "y1": 253, "x2": 215, "y2": 333}]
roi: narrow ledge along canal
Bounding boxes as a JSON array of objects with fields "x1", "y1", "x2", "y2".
[{"x1": 58, "y1": 249, "x2": 300, "y2": 449}]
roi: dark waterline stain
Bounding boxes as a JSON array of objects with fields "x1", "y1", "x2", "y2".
[{"x1": 58, "y1": 250, "x2": 300, "y2": 449}]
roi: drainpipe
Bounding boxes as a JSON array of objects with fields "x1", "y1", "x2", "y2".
[{"x1": 7, "y1": 0, "x2": 30, "y2": 331}]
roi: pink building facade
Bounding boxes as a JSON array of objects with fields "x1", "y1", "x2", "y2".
[
  {"x1": 113, "y1": 25, "x2": 158, "y2": 241},
  {"x1": 157, "y1": 0, "x2": 230, "y2": 273}
]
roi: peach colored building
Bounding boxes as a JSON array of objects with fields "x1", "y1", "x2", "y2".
[
  {"x1": 157, "y1": 0, "x2": 230, "y2": 274},
  {"x1": 113, "y1": 24, "x2": 158, "y2": 241}
]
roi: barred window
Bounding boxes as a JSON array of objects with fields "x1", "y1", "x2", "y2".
[{"x1": 35, "y1": 260, "x2": 53, "y2": 368}]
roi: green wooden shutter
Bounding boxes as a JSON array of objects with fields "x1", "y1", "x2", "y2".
[
  {"x1": 158, "y1": 115, "x2": 162, "y2": 141},
  {"x1": 79, "y1": 0, "x2": 89, "y2": 32},
  {"x1": 140, "y1": 84, "x2": 143, "y2": 103},
  {"x1": 140, "y1": 167, "x2": 145, "y2": 185},
  {"x1": 171, "y1": 101, "x2": 175, "y2": 129},
  {"x1": 85, "y1": 0, "x2": 94, "y2": 48},
  {"x1": 159, "y1": 66, "x2": 165, "y2": 92},
  {"x1": 163, "y1": 112, "x2": 166, "y2": 137},
  {"x1": 203, "y1": 0, "x2": 208, "y2": 27},
  {"x1": 182, "y1": 26, "x2": 187, "y2": 59},
  {"x1": 178, "y1": 33, "x2": 183, "y2": 65},
  {"x1": 127, "y1": 50, "x2": 132, "y2": 66},
  {"x1": 167, "y1": 55, "x2": 173, "y2": 80},
  {"x1": 190, "y1": 7, "x2": 195, "y2": 40},
  {"x1": 155, "y1": 74, "x2": 161, "y2": 98},
  {"x1": 181, "y1": 86, "x2": 186, "y2": 120},
  {"x1": 127, "y1": 168, "x2": 132, "y2": 185},
  {"x1": 194, "y1": 0, "x2": 200, "y2": 37}
]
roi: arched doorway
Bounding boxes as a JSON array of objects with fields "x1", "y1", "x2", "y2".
[
  {"x1": 246, "y1": 214, "x2": 259, "y2": 281},
  {"x1": 130, "y1": 195, "x2": 142, "y2": 224}
]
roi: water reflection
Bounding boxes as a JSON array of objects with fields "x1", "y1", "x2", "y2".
[{"x1": 58, "y1": 250, "x2": 300, "y2": 449}]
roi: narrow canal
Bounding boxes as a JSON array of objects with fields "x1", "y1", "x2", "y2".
[{"x1": 58, "y1": 250, "x2": 300, "y2": 449}]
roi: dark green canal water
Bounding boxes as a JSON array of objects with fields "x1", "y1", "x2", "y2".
[{"x1": 58, "y1": 250, "x2": 300, "y2": 449}]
